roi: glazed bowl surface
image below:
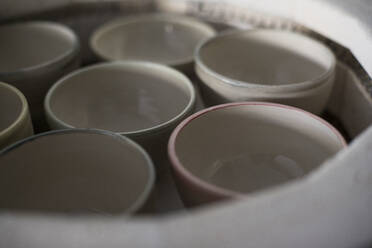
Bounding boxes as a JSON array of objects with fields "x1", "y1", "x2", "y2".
[
  {"x1": 0, "y1": 129, "x2": 155, "y2": 214},
  {"x1": 168, "y1": 102, "x2": 346, "y2": 206}
]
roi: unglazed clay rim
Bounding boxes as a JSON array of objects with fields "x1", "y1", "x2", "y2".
[
  {"x1": 195, "y1": 29, "x2": 336, "y2": 91},
  {"x1": 0, "y1": 128, "x2": 156, "y2": 214},
  {"x1": 0, "y1": 81, "x2": 30, "y2": 139},
  {"x1": 0, "y1": 21, "x2": 80, "y2": 78},
  {"x1": 168, "y1": 102, "x2": 347, "y2": 199},
  {"x1": 44, "y1": 61, "x2": 196, "y2": 136},
  {"x1": 90, "y1": 13, "x2": 216, "y2": 67}
]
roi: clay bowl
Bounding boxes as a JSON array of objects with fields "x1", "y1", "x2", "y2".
[
  {"x1": 168, "y1": 102, "x2": 346, "y2": 207},
  {"x1": 0, "y1": 81, "x2": 33, "y2": 150},
  {"x1": 0, "y1": 21, "x2": 80, "y2": 131},
  {"x1": 195, "y1": 29, "x2": 336, "y2": 113},
  {"x1": 45, "y1": 61, "x2": 196, "y2": 164},
  {"x1": 0, "y1": 129, "x2": 155, "y2": 214},
  {"x1": 90, "y1": 14, "x2": 216, "y2": 72},
  {"x1": 200, "y1": 71, "x2": 334, "y2": 114}
]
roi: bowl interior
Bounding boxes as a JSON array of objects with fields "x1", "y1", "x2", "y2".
[
  {"x1": 173, "y1": 104, "x2": 344, "y2": 194},
  {"x1": 0, "y1": 83, "x2": 23, "y2": 131},
  {"x1": 92, "y1": 15, "x2": 215, "y2": 65},
  {"x1": 198, "y1": 30, "x2": 334, "y2": 86},
  {"x1": 48, "y1": 63, "x2": 193, "y2": 133},
  {"x1": 0, "y1": 131, "x2": 153, "y2": 214},
  {"x1": 0, "y1": 22, "x2": 76, "y2": 74}
]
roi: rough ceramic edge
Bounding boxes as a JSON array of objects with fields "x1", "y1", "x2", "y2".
[
  {"x1": 44, "y1": 61, "x2": 196, "y2": 137},
  {"x1": 0, "y1": 21, "x2": 80, "y2": 78},
  {"x1": 0, "y1": 128, "x2": 156, "y2": 215},
  {"x1": 194, "y1": 28, "x2": 336, "y2": 90},
  {"x1": 0, "y1": 81, "x2": 30, "y2": 139},
  {"x1": 168, "y1": 101, "x2": 347, "y2": 199},
  {"x1": 90, "y1": 13, "x2": 216, "y2": 67}
]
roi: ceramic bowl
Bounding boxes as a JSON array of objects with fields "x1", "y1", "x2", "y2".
[
  {"x1": 200, "y1": 70, "x2": 335, "y2": 114},
  {"x1": 45, "y1": 61, "x2": 196, "y2": 164},
  {"x1": 0, "y1": 21, "x2": 80, "y2": 132},
  {"x1": 0, "y1": 129, "x2": 155, "y2": 214},
  {"x1": 195, "y1": 29, "x2": 336, "y2": 112},
  {"x1": 168, "y1": 102, "x2": 346, "y2": 207},
  {"x1": 0, "y1": 82, "x2": 33, "y2": 150},
  {"x1": 90, "y1": 14, "x2": 216, "y2": 72}
]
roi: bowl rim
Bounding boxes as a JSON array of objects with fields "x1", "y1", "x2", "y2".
[
  {"x1": 90, "y1": 13, "x2": 216, "y2": 67},
  {"x1": 194, "y1": 29, "x2": 336, "y2": 91},
  {"x1": 0, "y1": 81, "x2": 30, "y2": 139},
  {"x1": 0, "y1": 128, "x2": 156, "y2": 214},
  {"x1": 0, "y1": 21, "x2": 80, "y2": 79},
  {"x1": 44, "y1": 61, "x2": 196, "y2": 136},
  {"x1": 168, "y1": 101, "x2": 347, "y2": 199}
]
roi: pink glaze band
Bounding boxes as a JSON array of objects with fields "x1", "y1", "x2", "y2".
[{"x1": 168, "y1": 101, "x2": 347, "y2": 199}]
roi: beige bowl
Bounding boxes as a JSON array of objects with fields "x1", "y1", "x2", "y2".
[
  {"x1": 90, "y1": 14, "x2": 216, "y2": 72},
  {"x1": 168, "y1": 102, "x2": 346, "y2": 207},
  {"x1": 0, "y1": 21, "x2": 80, "y2": 132},
  {"x1": 200, "y1": 70, "x2": 335, "y2": 114},
  {"x1": 0, "y1": 81, "x2": 33, "y2": 150},
  {"x1": 195, "y1": 29, "x2": 336, "y2": 113},
  {"x1": 45, "y1": 61, "x2": 196, "y2": 164},
  {"x1": 0, "y1": 129, "x2": 155, "y2": 214}
]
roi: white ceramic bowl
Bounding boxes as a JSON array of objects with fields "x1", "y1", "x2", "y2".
[
  {"x1": 200, "y1": 70, "x2": 335, "y2": 114},
  {"x1": 195, "y1": 29, "x2": 336, "y2": 112},
  {"x1": 0, "y1": 81, "x2": 33, "y2": 150},
  {"x1": 0, "y1": 21, "x2": 80, "y2": 131},
  {"x1": 0, "y1": 129, "x2": 155, "y2": 214},
  {"x1": 168, "y1": 102, "x2": 346, "y2": 207},
  {"x1": 90, "y1": 14, "x2": 216, "y2": 71},
  {"x1": 45, "y1": 61, "x2": 196, "y2": 163}
]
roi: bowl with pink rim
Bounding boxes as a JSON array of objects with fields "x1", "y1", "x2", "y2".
[{"x1": 168, "y1": 102, "x2": 346, "y2": 207}]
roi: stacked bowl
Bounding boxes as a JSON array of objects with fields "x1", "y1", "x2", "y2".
[{"x1": 195, "y1": 29, "x2": 336, "y2": 114}]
